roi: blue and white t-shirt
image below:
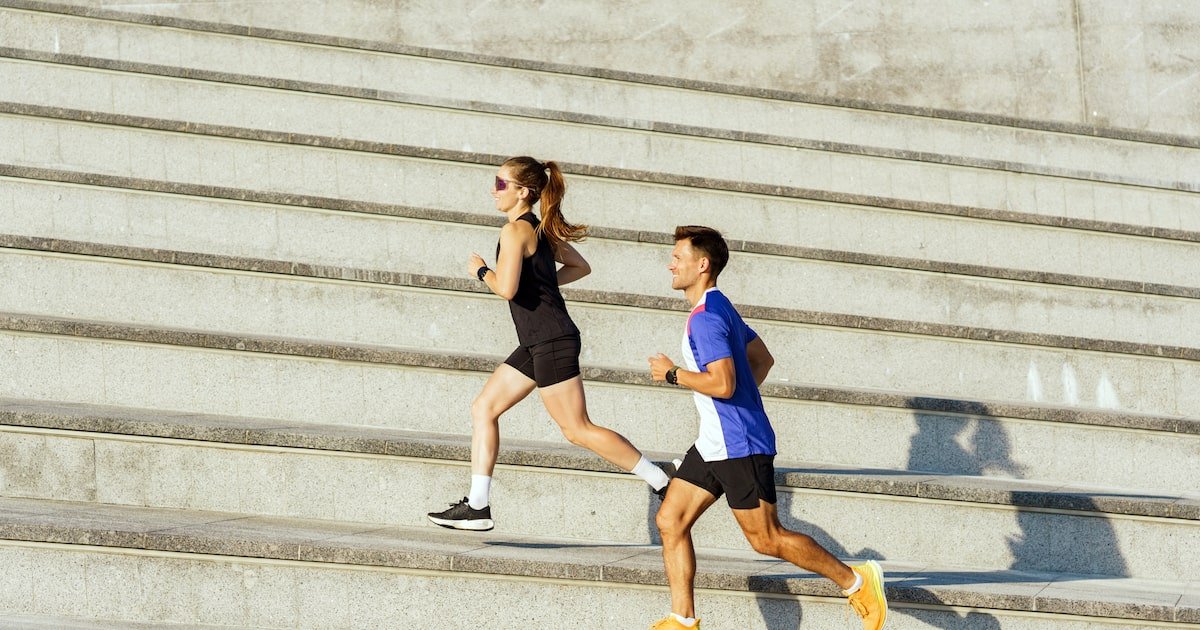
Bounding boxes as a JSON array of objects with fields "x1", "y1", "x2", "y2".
[{"x1": 680, "y1": 288, "x2": 777, "y2": 461}]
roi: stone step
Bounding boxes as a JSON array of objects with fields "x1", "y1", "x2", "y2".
[
  {"x1": 4, "y1": 103, "x2": 1197, "y2": 273},
  {"x1": 6, "y1": 172, "x2": 1200, "y2": 301},
  {"x1": 4, "y1": 397, "x2": 1194, "y2": 521},
  {"x1": 2, "y1": 0, "x2": 1198, "y2": 196},
  {"x1": 4, "y1": 249, "x2": 1197, "y2": 418},
  {"x1": 0, "y1": 403, "x2": 1195, "y2": 580},
  {"x1": 6, "y1": 193, "x2": 1198, "y2": 355},
  {"x1": 0, "y1": 497, "x2": 1195, "y2": 628},
  {"x1": 9, "y1": 220, "x2": 1200, "y2": 355},
  {"x1": 0, "y1": 614, "x2": 229, "y2": 629},
  {"x1": 2, "y1": 318, "x2": 1197, "y2": 497},
  {"x1": 2, "y1": 59, "x2": 1198, "y2": 237}
]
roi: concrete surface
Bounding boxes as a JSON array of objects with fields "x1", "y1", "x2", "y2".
[
  {"x1": 12, "y1": 0, "x2": 1200, "y2": 139},
  {"x1": 0, "y1": 497, "x2": 1195, "y2": 627}
]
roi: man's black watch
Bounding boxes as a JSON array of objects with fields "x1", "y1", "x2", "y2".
[
  {"x1": 476, "y1": 265, "x2": 490, "y2": 282},
  {"x1": 665, "y1": 366, "x2": 680, "y2": 385}
]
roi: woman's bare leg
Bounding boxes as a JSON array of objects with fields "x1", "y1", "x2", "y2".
[
  {"x1": 471, "y1": 363, "x2": 537, "y2": 476},
  {"x1": 537, "y1": 375, "x2": 644, "y2": 471}
]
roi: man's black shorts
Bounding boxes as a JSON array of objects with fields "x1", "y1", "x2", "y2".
[
  {"x1": 673, "y1": 445, "x2": 777, "y2": 509},
  {"x1": 503, "y1": 334, "x2": 582, "y2": 388}
]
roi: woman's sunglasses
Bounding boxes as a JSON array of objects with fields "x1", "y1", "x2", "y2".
[{"x1": 494, "y1": 177, "x2": 523, "y2": 191}]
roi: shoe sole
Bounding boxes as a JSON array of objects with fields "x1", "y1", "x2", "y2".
[
  {"x1": 861, "y1": 560, "x2": 888, "y2": 629},
  {"x1": 427, "y1": 515, "x2": 494, "y2": 531}
]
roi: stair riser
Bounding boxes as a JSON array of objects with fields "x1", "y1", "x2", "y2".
[
  {"x1": 2, "y1": 6, "x2": 1197, "y2": 193},
  {"x1": 0, "y1": 428, "x2": 1192, "y2": 579},
  {"x1": 3, "y1": 255, "x2": 1195, "y2": 417},
  {"x1": 3, "y1": 62, "x2": 1197, "y2": 232},
  {"x1": 5, "y1": 331, "x2": 1197, "y2": 495},
  {"x1": 9, "y1": 174, "x2": 1200, "y2": 301},
  {"x1": 5, "y1": 58, "x2": 1198, "y2": 229},
  {"x1": 7, "y1": 543, "x2": 1170, "y2": 630},
  {"x1": 6, "y1": 204, "x2": 1199, "y2": 350}
]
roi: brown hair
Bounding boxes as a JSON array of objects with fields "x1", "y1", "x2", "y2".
[
  {"x1": 502, "y1": 156, "x2": 587, "y2": 247},
  {"x1": 673, "y1": 225, "x2": 729, "y2": 279}
]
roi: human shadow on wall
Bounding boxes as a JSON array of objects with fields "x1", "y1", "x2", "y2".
[
  {"x1": 898, "y1": 398, "x2": 1129, "y2": 629},
  {"x1": 644, "y1": 397, "x2": 1131, "y2": 629}
]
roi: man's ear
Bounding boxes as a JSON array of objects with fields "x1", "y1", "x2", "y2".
[{"x1": 698, "y1": 257, "x2": 711, "y2": 274}]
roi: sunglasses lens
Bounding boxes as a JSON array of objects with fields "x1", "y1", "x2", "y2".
[{"x1": 494, "y1": 177, "x2": 507, "y2": 191}]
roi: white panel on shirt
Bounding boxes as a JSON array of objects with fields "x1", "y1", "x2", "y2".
[{"x1": 681, "y1": 291, "x2": 728, "y2": 462}]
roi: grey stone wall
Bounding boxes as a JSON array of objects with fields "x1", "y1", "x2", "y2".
[{"x1": 46, "y1": 0, "x2": 1200, "y2": 138}]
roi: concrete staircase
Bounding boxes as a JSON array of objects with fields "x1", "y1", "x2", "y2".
[{"x1": 1, "y1": 1, "x2": 1198, "y2": 628}]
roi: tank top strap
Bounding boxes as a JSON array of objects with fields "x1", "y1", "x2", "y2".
[{"x1": 517, "y1": 212, "x2": 540, "y2": 229}]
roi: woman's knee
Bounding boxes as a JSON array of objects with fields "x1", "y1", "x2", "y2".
[
  {"x1": 558, "y1": 424, "x2": 590, "y2": 448},
  {"x1": 470, "y1": 396, "x2": 501, "y2": 425}
]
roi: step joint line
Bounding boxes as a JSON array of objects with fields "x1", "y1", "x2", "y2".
[{"x1": 3, "y1": 0, "x2": 1199, "y2": 150}]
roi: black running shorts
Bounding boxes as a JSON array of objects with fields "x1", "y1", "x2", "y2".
[
  {"x1": 503, "y1": 334, "x2": 582, "y2": 388},
  {"x1": 674, "y1": 445, "x2": 777, "y2": 509}
]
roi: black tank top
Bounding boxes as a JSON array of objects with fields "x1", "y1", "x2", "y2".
[{"x1": 498, "y1": 212, "x2": 580, "y2": 345}]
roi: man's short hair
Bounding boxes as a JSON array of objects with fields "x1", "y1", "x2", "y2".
[{"x1": 674, "y1": 225, "x2": 729, "y2": 279}]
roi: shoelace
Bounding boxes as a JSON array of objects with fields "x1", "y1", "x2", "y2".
[{"x1": 848, "y1": 596, "x2": 869, "y2": 618}]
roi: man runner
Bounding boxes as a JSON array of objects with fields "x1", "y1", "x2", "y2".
[{"x1": 647, "y1": 225, "x2": 887, "y2": 630}]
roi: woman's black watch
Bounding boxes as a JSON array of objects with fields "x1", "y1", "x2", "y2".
[
  {"x1": 476, "y1": 265, "x2": 490, "y2": 281},
  {"x1": 666, "y1": 366, "x2": 680, "y2": 385}
]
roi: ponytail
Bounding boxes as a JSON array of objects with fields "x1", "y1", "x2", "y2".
[
  {"x1": 501, "y1": 156, "x2": 588, "y2": 248},
  {"x1": 536, "y1": 161, "x2": 587, "y2": 247}
]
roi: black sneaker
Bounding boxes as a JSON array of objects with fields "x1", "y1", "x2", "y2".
[
  {"x1": 653, "y1": 458, "x2": 684, "y2": 500},
  {"x1": 427, "y1": 497, "x2": 494, "y2": 531}
]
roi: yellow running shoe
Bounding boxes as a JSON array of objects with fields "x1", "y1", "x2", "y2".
[
  {"x1": 649, "y1": 615, "x2": 701, "y2": 629},
  {"x1": 846, "y1": 560, "x2": 888, "y2": 630}
]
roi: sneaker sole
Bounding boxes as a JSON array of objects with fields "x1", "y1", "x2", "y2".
[
  {"x1": 427, "y1": 515, "x2": 495, "y2": 531},
  {"x1": 862, "y1": 560, "x2": 888, "y2": 628}
]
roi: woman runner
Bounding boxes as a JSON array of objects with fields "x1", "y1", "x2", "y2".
[{"x1": 427, "y1": 156, "x2": 671, "y2": 531}]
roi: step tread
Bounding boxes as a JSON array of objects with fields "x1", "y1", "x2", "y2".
[
  {"x1": 1, "y1": 496, "x2": 1195, "y2": 624},
  {"x1": 3, "y1": 398, "x2": 1195, "y2": 521}
]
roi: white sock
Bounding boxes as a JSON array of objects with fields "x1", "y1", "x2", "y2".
[
  {"x1": 670, "y1": 613, "x2": 697, "y2": 627},
  {"x1": 843, "y1": 570, "x2": 863, "y2": 595},
  {"x1": 468, "y1": 474, "x2": 491, "y2": 510},
  {"x1": 631, "y1": 455, "x2": 671, "y2": 491}
]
